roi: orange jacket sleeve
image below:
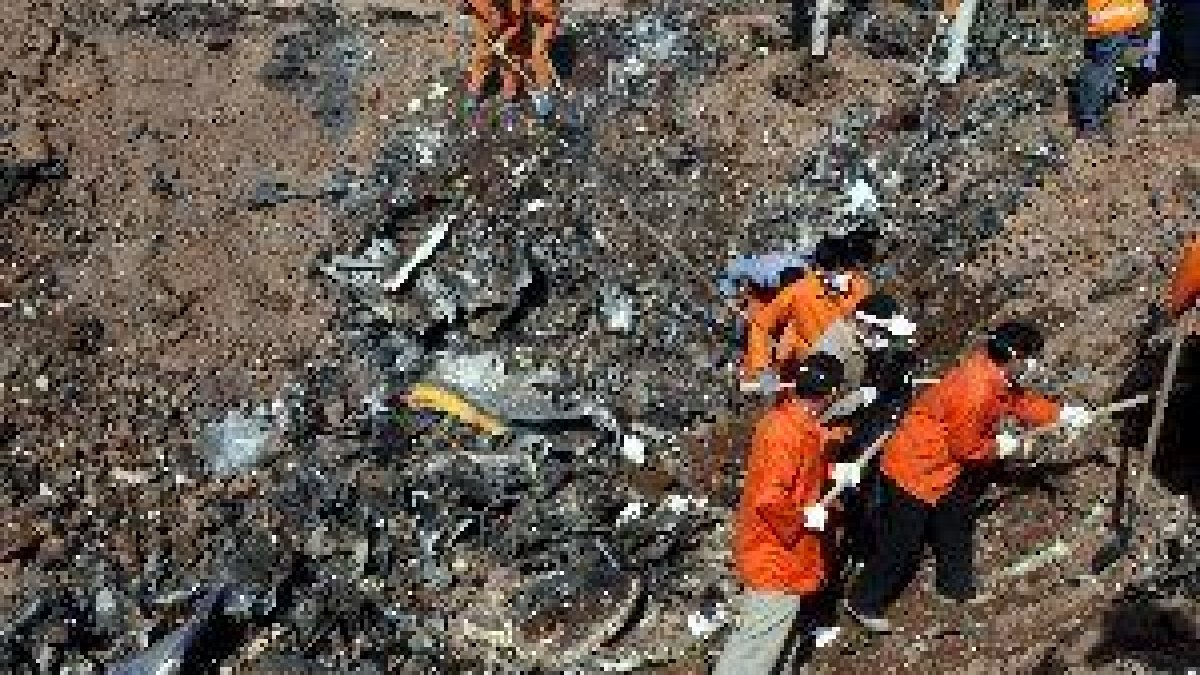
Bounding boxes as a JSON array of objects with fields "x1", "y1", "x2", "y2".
[
  {"x1": 746, "y1": 286, "x2": 793, "y2": 375},
  {"x1": 1009, "y1": 389, "x2": 1061, "y2": 428},
  {"x1": 1168, "y1": 239, "x2": 1200, "y2": 319},
  {"x1": 842, "y1": 273, "x2": 871, "y2": 315}
]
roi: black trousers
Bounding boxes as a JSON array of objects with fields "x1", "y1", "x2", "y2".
[
  {"x1": 848, "y1": 474, "x2": 977, "y2": 616},
  {"x1": 791, "y1": 0, "x2": 873, "y2": 50},
  {"x1": 1161, "y1": 0, "x2": 1200, "y2": 97}
]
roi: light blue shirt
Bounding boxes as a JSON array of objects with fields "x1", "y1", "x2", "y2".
[{"x1": 718, "y1": 252, "x2": 812, "y2": 297}]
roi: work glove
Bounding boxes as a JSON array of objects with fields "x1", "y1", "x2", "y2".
[
  {"x1": 1058, "y1": 405, "x2": 1094, "y2": 431},
  {"x1": 491, "y1": 38, "x2": 508, "y2": 56},
  {"x1": 802, "y1": 504, "x2": 828, "y2": 531},
  {"x1": 888, "y1": 314, "x2": 918, "y2": 338},
  {"x1": 832, "y1": 462, "x2": 862, "y2": 489},
  {"x1": 827, "y1": 272, "x2": 852, "y2": 293},
  {"x1": 859, "y1": 386, "x2": 878, "y2": 406},
  {"x1": 995, "y1": 431, "x2": 1021, "y2": 459}
]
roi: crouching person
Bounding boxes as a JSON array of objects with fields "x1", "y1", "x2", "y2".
[
  {"x1": 844, "y1": 321, "x2": 1094, "y2": 632},
  {"x1": 713, "y1": 353, "x2": 847, "y2": 675}
]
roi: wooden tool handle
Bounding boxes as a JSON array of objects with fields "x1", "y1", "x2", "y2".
[
  {"x1": 739, "y1": 380, "x2": 796, "y2": 393},
  {"x1": 1021, "y1": 393, "x2": 1151, "y2": 445},
  {"x1": 818, "y1": 431, "x2": 892, "y2": 508}
]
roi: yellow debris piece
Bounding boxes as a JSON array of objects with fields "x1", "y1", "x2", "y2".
[{"x1": 404, "y1": 382, "x2": 509, "y2": 436}]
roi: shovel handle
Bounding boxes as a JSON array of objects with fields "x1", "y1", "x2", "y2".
[
  {"x1": 739, "y1": 380, "x2": 796, "y2": 393},
  {"x1": 817, "y1": 431, "x2": 892, "y2": 508},
  {"x1": 1020, "y1": 393, "x2": 1151, "y2": 448}
]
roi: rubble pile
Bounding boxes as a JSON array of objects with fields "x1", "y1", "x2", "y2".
[{"x1": 0, "y1": 1, "x2": 1196, "y2": 673}]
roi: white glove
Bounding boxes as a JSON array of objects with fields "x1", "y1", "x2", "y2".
[
  {"x1": 995, "y1": 432, "x2": 1021, "y2": 459},
  {"x1": 887, "y1": 314, "x2": 918, "y2": 338},
  {"x1": 491, "y1": 39, "x2": 507, "y2": 56},
  {"x1": 803, "y1": 504, "x2": 828, "y2": 531},
  {"x1": 832, "y1": 462, "x2": 862, "y2": 489},
  {"x1": 757, "y1": 368, "x2": 780, "y2": 396},
  {"x1": 858, "y1": 386, "x2": 878, "y2": 406},
  {"x1": 1058, "y1": 405, "x2": 1093, "y2": 431}
]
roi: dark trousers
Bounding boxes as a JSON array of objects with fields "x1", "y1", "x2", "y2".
[
  {"x1": 1074, "y1": 36, "x2": 1131, "y2": 131},
  {"x1": 848, "y1": 475, "x2": 977, "y2": 616},
  {"x1": 1161, "y1": 0, "x2": 1200, "y2": 97}
]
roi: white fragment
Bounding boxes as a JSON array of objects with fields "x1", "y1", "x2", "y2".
[
  {"x1": 112, "y1": 468, "x2": 150, "y2": 485},
  {"x1": 616, "y1": 501, "x2": 646, "y2": 527},
  {"x1": 843, "y1": 178, "x2": 878, "y2": 215},
  {"x1": 686, "y1": 606, "x2": 728, "y2": 637},
  {"x1": 620, "y1": 435, "x2": 647, "y2": 465},
  {"x1": 663, "y1": 494, "x2": 691, "y2": 514},
  {"x1": 814, "y1": 626, "x2": 842, "y2": 648},
  {"x1": 383, "y1": 216, "x2": 452, "y2": 291}
]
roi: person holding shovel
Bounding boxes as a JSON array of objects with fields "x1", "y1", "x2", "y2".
[
  {"x1": 1075, "y1": 0, "x2": 1153, "y2": 138},
  {"x1": 462, "y1": 0, "x2": 523, "y2": 130},
  {"x1": 713, "y1": 353, "x2": 848, "y2": 675},
  {"x1": 843, "y1": 321, "x2": 1095, "y2": 633}
]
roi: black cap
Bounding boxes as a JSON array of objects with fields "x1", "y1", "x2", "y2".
[
  {"x1": 780, "y1": 353, "x2": 845, "y2": 396},
  {"x1": 813, "y1": 228, "x2": 881, "y2": 270},
  {"x1": 986, "y1": 321, "x2": 1045, "y2": 364},
  {"x1": 854, "y1": 292, "x2": 900, "y2": 321}
]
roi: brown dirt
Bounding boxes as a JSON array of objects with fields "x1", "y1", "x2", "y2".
[{"x1": 2, "y1": 3, "x2": 1198, "y2": 672}]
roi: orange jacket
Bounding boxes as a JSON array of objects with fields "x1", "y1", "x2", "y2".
[
  {"x1": 734, "y1": 399, "x2": 836, "y2": 594},
  {"x1": 1087, "y1": 0, "x2": 1149, "y2": 37},
  {"x1": 881, "y1": 350, "x2": 1060, "y2": 505},
  {"x1": 744, "y1": 271, "x2": 871, "y2": 377},
  {"x1": 1168, "y1": 238, "x2": 1200, "y2": 318}
]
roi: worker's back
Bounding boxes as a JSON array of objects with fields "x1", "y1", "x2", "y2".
[
  {"x1": 882, "y1": 350, "x2": 1058, "y2": 503},
  {"x1": 734, "y1": 400, "x2": 833, "y2": 594},
  {"x1": 1169, "y1": 238, "x2": 1200, "y2": 318}
]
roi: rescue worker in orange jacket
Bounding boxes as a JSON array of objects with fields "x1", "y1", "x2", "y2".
[
  {"x1": 744, "y1": 230, "x2": 878, "y2": 380},
  {"x1": 844, "y1": 321, "x2": 1094, "y2": 632},
  {"x1": 719, "y1": 252, "x2": 812, "y2": 381},
  {"x1": 713, "y1": 353, "x2": 847, "y2": 675},
  {"x1": 1076, "y1": 0, "x2": 1152, "y2": 136},
  {"x1": 1168, "y1": 236, "x2": 1200, "y2": 319},
  {"x1": 463, "y1": 0, "x2": 523, "y2": 129}
]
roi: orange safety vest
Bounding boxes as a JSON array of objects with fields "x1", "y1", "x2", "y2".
[{"x1": 1087, "y1": 0, "x2": 1150, "y2": 37}]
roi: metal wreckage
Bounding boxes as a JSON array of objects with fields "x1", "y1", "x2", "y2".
[{"x1": 0, "y1": 1, "x2": 1197, "y2": 673}]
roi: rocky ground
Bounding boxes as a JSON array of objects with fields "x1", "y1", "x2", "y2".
[{"x1": 0, "y1": 1, "x2": 1197, "y2": 673}]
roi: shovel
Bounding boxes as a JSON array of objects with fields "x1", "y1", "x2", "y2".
[{"x1": 1091, "y1": 305, "x2": 1196, "y2": 575}]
